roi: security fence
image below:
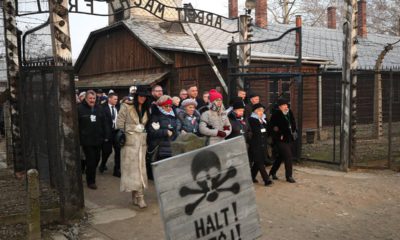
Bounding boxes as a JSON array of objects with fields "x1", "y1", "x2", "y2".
[{"x1": 302, "y1": 69, "x2": 400, "y2": 169}]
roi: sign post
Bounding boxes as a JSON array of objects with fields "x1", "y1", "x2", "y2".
[{"x1": 153, "y1": 137, "x2": 262, "y2": 240}]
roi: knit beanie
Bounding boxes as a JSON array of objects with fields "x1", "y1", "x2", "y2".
[
  {"x1": 232, "y1": 101, "x2": 245, "y2": 110},
  {"x1": 209, "y1": 89, "x2": 223, "y2": 103},
  {"x1": 181, "y1": 98, "x2": 198, "y2": 108}
]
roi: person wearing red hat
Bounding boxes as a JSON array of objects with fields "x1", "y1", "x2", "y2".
[
  {"x1": 146, "y1": 95, "x2": 181, "y2": 177},
  {"x1": 199, "y1": 89, "x2": 231, "y2": 145}
]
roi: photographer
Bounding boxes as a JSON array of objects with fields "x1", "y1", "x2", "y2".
[{"x1": 269, "y1": 98, "x2": 297, "y2": 183}]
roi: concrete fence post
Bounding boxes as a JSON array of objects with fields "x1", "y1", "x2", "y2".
[{"x1": 27, "y1": 169, "x2": 41, "y2": 240}]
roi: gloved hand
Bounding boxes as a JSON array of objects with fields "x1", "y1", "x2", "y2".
[
  {"x1": 134, "y1": 124, "x2": 145, "y2": 133},
  {"x1": 217, "y1": 130, "x2": 227, "y2": 138},
  {"x1": 167, "y1": 130, "x2": 173, "y2": 137},
  {"x1": 223, "y1": 125, "x2": 230, "y2": 131}
]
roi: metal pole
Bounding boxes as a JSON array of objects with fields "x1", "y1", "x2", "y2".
[
  {"x1": 48, "y1": 0, "x2": 84, "y2": 220},
  {"x1": 192, "y1": 32, "x2": 229, "y2": 94},
  {"x1": 388, "y1": 69, "x2": 393, "y2": 169},
  {"x1": 3, "y1": 0, "x2": 23, "y2": 173}
]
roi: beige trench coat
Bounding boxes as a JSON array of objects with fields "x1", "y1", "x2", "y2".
[{"x1": 116, "y1": 103, "x2": 149, "y2": 192}]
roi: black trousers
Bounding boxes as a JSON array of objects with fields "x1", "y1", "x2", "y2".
[
  {"x1": 249, "y1": 150, "x2": 270, "y2": 183},
  {"x1": 100, "y1": 134, "x2": 121, "y2": 173},
  {"x1": 82, "y1": 145, "x2": 101, "y2": 185},
  {"x1": 270, "y1": 142, "x2": 293, "y2": 179}
]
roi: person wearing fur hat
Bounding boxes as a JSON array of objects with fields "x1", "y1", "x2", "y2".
[
  {"x1": 269, "y1": 98, "x2": 297, "y2": 183},
  {"x1": 146, "y1": 95, "x2": 181, "y2": 177},
  {"x1": 248, "y1": 103, "x2": 273, "y2": 186},
  {"x1": 226, "y1": 100, "x2": 249, "y2": 141},
  {"x1": 199, "y1": 89, "x2": 231, "y2": 145},
  {"x1": 116, "y1": 85, "x2": 151, "y2": 208},
  {"x1": 177, "y1": 99, "x2": 201, "y2": 135}
]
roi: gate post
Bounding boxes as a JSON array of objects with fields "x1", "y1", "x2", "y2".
[
  {"x1": 227, "y1": 40, "x2": 238, "y2": 104},
  {"x1": 2, "y1": 0, "x2": 24, "y2": 173},
  {"x1": 48, "y1": 0, "x2": 84, "y2": 220},
  {"x1": 238, "y1": 14, "x2": 252, "y2": 89},
  {"x1": 340, "y1": 0, "x2": 358, "y2": 171}
]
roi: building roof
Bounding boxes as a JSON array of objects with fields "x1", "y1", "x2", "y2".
[
  {"x1": 76, "y1": 17, "x2": 400, "y2": 70},
  {"x1": 123, "y1": 17, "x2": 400, "y2": 69},
  {"x1": 75, "y1": 71, "x2": 169, "y2": 88}
]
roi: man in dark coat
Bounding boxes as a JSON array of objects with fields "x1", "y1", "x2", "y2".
[
  {"x1": 244, "y1": 94, "x2": 260, "y2": 118},
  {"x1": 78, "y1": 90, "x2": 106, "y2": 189},
  {"x1": 269, "y1": 98, "x2": 297, "y2": 183},
  {"x1": 99, "y1": 92, "x2": 121, "y2": 177}
]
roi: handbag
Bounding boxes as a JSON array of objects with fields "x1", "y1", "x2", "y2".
[{"x1": 114, "y1": 129, "x2": 126, "y2": 147}]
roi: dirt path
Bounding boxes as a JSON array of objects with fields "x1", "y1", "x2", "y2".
[{"x1": 79, "y1": 166, "x2": 400, "y2": 240}]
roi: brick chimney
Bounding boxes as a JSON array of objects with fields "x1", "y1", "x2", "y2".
[
  {"x1": 255, "y1": 0, "x2": 267, "y2": 28},
  {"x1": 327, "y1": 6, "x2": 337, "y2": 29},
  {"x1": 357, "y1": 0, "x2": 367, "y2": 37},
  {"x1": 229, "y1": 0, "x2": 238, "y2": 18}
]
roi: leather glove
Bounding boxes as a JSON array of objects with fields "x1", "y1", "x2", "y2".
[
  {"x1": 217, "y1": 130, "x2": 227, "y2": 138},
  {"x1": 223, "y1": 126, "x2": 230, "y2": 131}
]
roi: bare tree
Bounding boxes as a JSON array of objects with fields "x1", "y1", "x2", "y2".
[
  {"x1": 267, "y1": 0, "x2": 399, "y2": 36},
  {"x1": 368, "y1": 0, "x2": 400, "y2": 36},
  {"x1": 268, "y1": 0, "x2": 299, "y2": 24}
]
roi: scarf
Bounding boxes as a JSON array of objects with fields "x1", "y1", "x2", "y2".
[
  {"x1": 250, "y1": 112, "x2": 267, "y2": 124},
  {"x1": 157, "y1": 106, "x2": 175, "y2": 117},
  {"x1": 210, "y1": 102, "x2": 225, "y2": 114}
]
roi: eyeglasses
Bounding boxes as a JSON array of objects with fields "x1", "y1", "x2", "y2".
[{"x1": 162, "y1": 105, "x2": 172, "y2": 109}]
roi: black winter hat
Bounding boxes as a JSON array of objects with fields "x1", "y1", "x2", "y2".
[
  {"x1": 135, "y1": 85, "x2": 151, "y2": 97},
  {"x1": 232, "y1": 101, "x2": 245, "y2": 110},
  {"x1": 277, "y1": 98, "x2": 289, "y2": 106},
  {"x1": 252, "y1": 103, "x2": 265, "y2": 112}
]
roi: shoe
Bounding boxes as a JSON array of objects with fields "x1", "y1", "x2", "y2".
[
  {"x1": 252, "y1": 178, "x2": 259, "y2": 183},
  {"x1": 87, "y1": 183, "x2": 98, "y2": 190},
  {"x1": 264, "y1": 179, "x2": 273, "y2": 187},
  {"x1": 270, "y1": 174, "x2": 279, "y2": 180},
  {"x1": 286, "y1": 177, "x2": 296, "y2": 183},
  {"x1": 132, "y1": 191, "x2": 138, "y2": 205},
  {"x1": 134, "y1": 189, "x2": 147, "y2": 209},
  {"x1": 113, "y1": 171, "x2": 121, "y2": 178}
]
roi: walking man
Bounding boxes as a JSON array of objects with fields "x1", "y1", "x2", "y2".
[
  {"x1": 78, "y1": 90, "x2": 106, "y2": 189},
  {"x1": 269, "y1": 98, "x2": 297, "y2": 183},
  {"x1": 99, "y1": 92, "x2": 121, "y2": 177}
]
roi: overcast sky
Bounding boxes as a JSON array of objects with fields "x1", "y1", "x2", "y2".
[{"x1": 69, "y1": 0, "x2": 245, "y2": 59}]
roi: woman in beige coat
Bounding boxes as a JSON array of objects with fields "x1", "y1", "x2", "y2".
[{"x1": 116, "y1": 86, "x2": 150, "y2": 208}]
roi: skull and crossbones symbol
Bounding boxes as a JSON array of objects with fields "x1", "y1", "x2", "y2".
[{"x1": 179, "y1": 150, "x2": 240, "y2": 216}]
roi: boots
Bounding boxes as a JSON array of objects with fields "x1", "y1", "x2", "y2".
[
  {"x1": 132, "y1": 189, "x2": 147, "y2": 208},
  {"x1": 132, "y1": 191, "x2": 138, "y2": 205}
]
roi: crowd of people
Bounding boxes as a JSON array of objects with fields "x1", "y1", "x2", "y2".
[{"x1": 76, "y1": 84, "x2": 298, "y2": 209}]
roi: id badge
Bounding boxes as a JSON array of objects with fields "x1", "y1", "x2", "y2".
[
  {"x1": 90, "y1": 115, "x2": 96, "y2": 122},
  {"x1": 261, "y1": 128, "x2": 266, "y2": 133}
]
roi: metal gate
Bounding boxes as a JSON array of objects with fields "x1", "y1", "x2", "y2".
[{"x1": 227, "y1": 26, "x2": 305, "y2": 159}]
